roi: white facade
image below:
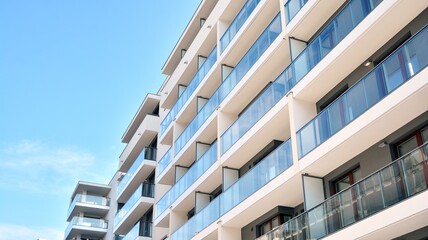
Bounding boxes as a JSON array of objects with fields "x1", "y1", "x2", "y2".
[{"x1": 65, "y1": 0, "x2": 428, "y2": 239}]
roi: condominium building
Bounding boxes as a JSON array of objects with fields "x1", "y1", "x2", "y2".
[
  {"x1": 65, "y1": 0, "x2": 428, "y2": 239},
  {"x1": 65, "y1": 181, "x2": 112, "y2": 240}
]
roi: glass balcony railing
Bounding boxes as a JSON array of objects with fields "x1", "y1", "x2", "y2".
[
  {"x1": 220, "y1": 0, "x2": 384, "y2": 155},
  {"x1": 221, "y1": 68, "x2": 292, "y2": 155},
  {"x1": 123, "y1": 221, "x2": 153, "y2": 240},
  {"x1": 218, "y1": 0, "x2": 380, "y2": 159},
  {"x1": 217, "y1": 13, "x2": 282, "y2": 103},
  {"x1": 283, "y1": 0, "x2": 383, "y2": 91},
  {"x1": 157, "y1": 148, "x2": 172, "y2": 177},
  {"x1": 258, "y1": 143, "x2": 428, "y2": 240},
  {"x1": 220, "y1": 0, "x2": 262, "y2": 53},
  {"x1": 220, "y1": 139, "x2": 292, "y2": 215},
  {"x1": 114, "y1": 183, "x2": 155, "y2": 227},
  {"x1": 160, "y1": 46, "x2": 218, "y2": 137},
  {"x1": 171, "y1": 139, "x2": 293, "y2": 240},
  {"x1": 65, "y1": 216, "x2": 108, "y2": 238},
  {"x1": 155, "y1": 141, "x2": 218, "y2": 219},
  {"x1": 67, "y1": 194, "x2": 110, "y2": 217},
  {"x1": 171, "y1": 196, "x2": 221, "y2": 240},
  {"x1": 174, "y1": 87, "x2": 219, "y2": 156},
  {"x1": 284, "y1": 0, "x2": 308, "y2": 24},
  {"x1": 117, "y1": 147, "x2": 156, "y2": 197},
  {"x1": 297, "y1": 24, "x2": 428, "y2": 158},
  {"x1": 175, "y1": 13, "x2": 282, "y2": 156}
]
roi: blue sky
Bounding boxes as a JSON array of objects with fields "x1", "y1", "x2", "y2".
[{"x1": 0, "y1": 1, "x2": 200, "y2": 239}]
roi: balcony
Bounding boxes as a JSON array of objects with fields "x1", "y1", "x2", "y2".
[
  {"x1": 258, "y1": 143, "x2": 428, "y2": 240},
  {"x1": 123, "y1": 221, "x2": 152, "y2": 240},
  {"x1": 220, "y1": 0, "x2": 262, "y2": 54},
  {"x1": 160, "y1": 46, "x2": 218, "y2": 137},
  {"x1": 119, "y1": 114, "x2": 160, "y2": 172},
  {"x1": 114, "y1": 183, "x2": 155, "y2": 235},
  {"x1": 283, "y1": 0, "x2": 384, "y2": 94},
  {"x1": 284, "y1": 0, "x2": 308, "y2": 24},
  {"x1": 221, "y1": 67, "x2": 291, "y2": 155},
  {"x1": 64, "y1": 216, "x2": 108, "y2": 240},
  {"x1": 170, "y1": 140, "x2": 293, "y2": 240},
  {"x1": 67, "y1": 194, "x2": 110, "y2": 221},
  {"x1": 156, "y1": 147, "x2": 172, "y2": 182},
  {"x1": 174, "y1": 13, "x2": 282, "y2": 157},
  {"x1": 155, "y1": 142, "x2": 217, "y2": 219},
  {"x1": 117, "y1": 147, "x2": 156, "y2": 202},
  {"x1": 297, "y1": 24, "x2": 428, "y2": 158}
]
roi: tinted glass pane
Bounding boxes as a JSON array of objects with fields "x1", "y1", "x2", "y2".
[
  {"x1": 397, "y1": 136, "x2": 418, "y2": 156},
  {"x1": 353, "y1": 168, "x2": 362, "y2": 182},
  {"x1": 358, "y1": 174, "x2": 383, "y2": 217},
  {"x1": 336, "y1": 175, "x2": 351, "y2": 192},
  {"x1": 401, "y1": 149, "x2": 428, "y2": 196},
  {"x1": 320, "y1": 24, "x2": 337, "y2": 58},
  {"x1": 380, "y1": 163, "x2": 405, "y2": 207},
  {"x1": 383, "y1": 50, "x2": 406, "y2": 92},
  {"x1": 339, "y1": 186, "x2": 359, "y2": 226},
  {"x1": 370, "y1": 0, "x2": 383, "y2": 8},
  {"x1": 350, "y1": 0, "x2": 368, "y2": 25},
  {"x1": 315, "y1": 110, "x2": 330, "y2": 144},
  {"x1": 335, "y1": 6, "x2": 353, "y2": 41},
  {"x1": 298, "y1": 122, "x2": 316, "y2": 157},
  {"x1": 404, "y1": 29, "x2": 428, "y2": 76},
  {"x1": 422, "y1": 127, "x2": 428, "y2": 143},
  {"x1": 294, "y1": 52, "x2": 309, "y2": 82},
  {"x1": 325, "y1": 196, "x2": 340, "y2": 233},
  {"x1": 363, "y1": 69, "x2": 386, "y2": 107},
  {"x1": 307, "y1": 39, "x2": 321, "y2": 69},
  {"x1": 346, "y1": 81, "x2": 367, "y2": 120},
  {"x1": 328, "y1": 97, "x2": 348, "y2": 134},
  {"x1": 307, "y1": 204, "x2": 327, "y2": 239}
]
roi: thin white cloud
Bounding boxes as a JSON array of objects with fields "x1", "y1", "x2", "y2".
[
  {"x1": 0, "y1": 140, "x2": 112, "y2": 195},
  {"x1": 0, "y1": 223, "x2": 63, "y2": 240}
]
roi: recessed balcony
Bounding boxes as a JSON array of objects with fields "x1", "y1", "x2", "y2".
[
  {"x1": 173, "y1": 13, "x2": 283, "y2": 159},
  {"x1": 297, "y1": 24, "x2": 428, "y2": 158},
  {"x1": 160, "y1": 46, "x2": 218, "y2": 138},
  {"x1": 114, "y1": 183, "x2": 155, "y2": 235},
  {"x1": 156, "y1": 147, "x2": 173, "y2": 184},
  {"x1": 258, "y1": 143, "x2": 428, "y2": 240},
  {"x1": 122, "y1": 221, "x2": 153, "y2": 240},
  {"x1": 155, "y1": 142, "x2": 218, "y2": 220},
  {"x1": 170, "y1": 140, "x2": 293, "y2": 240},
  {"x1": 117, "y1": 147, "x2": 156, "y2": 202},
  {"x1": 119, "y1": 114, "x2": 159, "y2": 172}
]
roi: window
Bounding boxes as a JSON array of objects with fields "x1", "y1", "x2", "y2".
[
  {"x1": 333, "y1": 167, "x2": 361, "y2": 194},
  {"x1": 330, "y1": 167, "x2": 362, "y2": 228},
  {"x1": 394, "y1": 126, "x2": 428, "y2": 195},
  {"x1": 395, "y1": 126, "x2": 428, "y2": 157},
  {"x1": 257, "y1": 214, "x2": 291, "y2": 237}
]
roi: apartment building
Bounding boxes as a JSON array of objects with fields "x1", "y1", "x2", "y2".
[
  {"x1": 65, "y1": 0, "x2": 428, "y2": 239},
  {"x1": 64, "y1": 181, "x2": 112, "y2": 240}
]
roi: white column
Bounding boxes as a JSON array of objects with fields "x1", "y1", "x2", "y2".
[
  {"x1": 287, "y1": 92, "x2": 317, "y2": 166},
  {"x1": 169, "y1": 210, "x2": 188, "y2": 235}
]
